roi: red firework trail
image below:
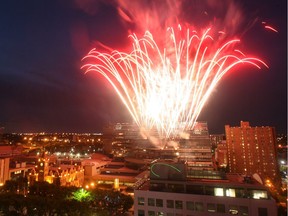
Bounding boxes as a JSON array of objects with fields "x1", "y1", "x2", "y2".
[{"x1": 264, "y1": 25, "x2": 279, "y2": 33}]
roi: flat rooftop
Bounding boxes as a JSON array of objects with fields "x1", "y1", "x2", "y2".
[{"x1": 137, "y1": 173, "x2": 266, "y2": 192}]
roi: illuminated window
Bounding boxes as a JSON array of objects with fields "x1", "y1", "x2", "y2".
[
  {"x1": 251, "y1": 190, "x2": 268, "y2": 199},
  {"x1": 226, "y1": 188, "x2": 236, "y2": 197},
  {"x1": 214, "y1": 187, "x2": 224, "y2": 196}
]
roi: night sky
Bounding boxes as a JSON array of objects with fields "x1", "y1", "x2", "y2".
[{"x1": 0, "y1": 0, "x2": 286, "y2": 134}]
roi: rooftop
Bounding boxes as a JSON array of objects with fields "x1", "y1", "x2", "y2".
[{"x1": 136, "y1": 173, "x2": 270, "y2": 200}]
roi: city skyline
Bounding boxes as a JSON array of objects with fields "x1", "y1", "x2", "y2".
[{"x1": 0, "y1": 0, "x2": 286, "y2": 134}]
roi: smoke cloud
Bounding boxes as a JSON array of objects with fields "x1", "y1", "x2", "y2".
[{"x1": 115, "y1": 0, "x2": 246, "y2": 37}]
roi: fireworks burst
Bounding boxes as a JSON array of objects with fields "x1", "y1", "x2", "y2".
[{"x1": 81, "y1": 26, "x2": 267, "y2": 139}]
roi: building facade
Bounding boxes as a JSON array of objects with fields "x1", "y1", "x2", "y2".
[
  {"x1": 134, "y1": 161, "x2": 277, "y2": 216},
  {"x1": 225, "y1": 121, "x2": 279, "y2": 181},
  {"x1": 103, "y1": 122, "x2": 213, "y2": 171},
  {"x1": 0, "y1": 157, "x2": 9, "y2": 186},
  {"x1": 178, "y1": 122, "x2": 213, "y2": 171},
  {"x1": 214, "y1": 140, "x2": 228, "y2": 169}
]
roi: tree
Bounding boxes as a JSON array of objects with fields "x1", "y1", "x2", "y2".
[
  {"x1": 72, "y1": 188, "x2": 92, "y2": 202},
  {"x1": 0, "y1": 181, "x2": 133, "y2": 215},
  {"x1": 90, "y1": 189, "x2": 133, "y2": 215},
  {"x1": 2, "y1": 176, "x2": 28, "y2": 194}
]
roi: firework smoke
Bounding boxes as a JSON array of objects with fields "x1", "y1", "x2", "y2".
[{"x1": 81, "y1": 0, "x2": 268, "y2": 139}]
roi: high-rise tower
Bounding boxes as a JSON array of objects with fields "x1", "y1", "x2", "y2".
[{"x1": 225, "y1": 121, "x2": 279, "y2": 182}]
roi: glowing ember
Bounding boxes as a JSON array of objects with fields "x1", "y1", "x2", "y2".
[
  {"x1": 81, "y1": 26, "x2": 267, "y2": 138},
  {"x1": 262, "y1": 21, "x2": 278, "y2": 33},
  {"x1": 264, "y1": 25, "x2": 279, "y2": 33}
]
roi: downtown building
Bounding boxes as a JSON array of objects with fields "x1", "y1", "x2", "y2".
[
  {"x1": 0, "y1": 145, "x2": 34, "y2": 186},
  {"x1": 177, "y1": 122, "x2": 213, "y2": 172},
  {"x1": 225, "y1": 121, "x2": 280, "y2": 182},
  {"x1": 102, "y1": 122, "x2": 214, "y2": 172},
  {"x1": 134, "y1": 160, "x2": 277, "y2": 216}
]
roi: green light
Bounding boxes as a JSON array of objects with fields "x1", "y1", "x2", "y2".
[
  {"x1": 72, "y1": 188, "x2": 92, "y2": 202},
  {"x1": 151, "y1": 163, "x2": 182, "y2": 177}
]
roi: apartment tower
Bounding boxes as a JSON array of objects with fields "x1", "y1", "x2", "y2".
[{"x1": 225, "y1": 121, "x2": 279, "y2": 181}]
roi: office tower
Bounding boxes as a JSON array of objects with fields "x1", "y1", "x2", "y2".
[
  {"x1": 177, "y1": 121, "x2": 213, "y2": 172},
  {"x1": 102, "y1": 122, "x2": 150, "y2": 155},
  {"x1": 102, "y1": 122, "x2": 214, "y2": 172},
  {"x1": 225, "y1": 121, "x2": 280, "y2": 181}
]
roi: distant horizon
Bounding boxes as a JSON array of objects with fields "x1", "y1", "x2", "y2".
[{"x1": 1, "y1": 120, "x2": 286, "y2": 135}]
